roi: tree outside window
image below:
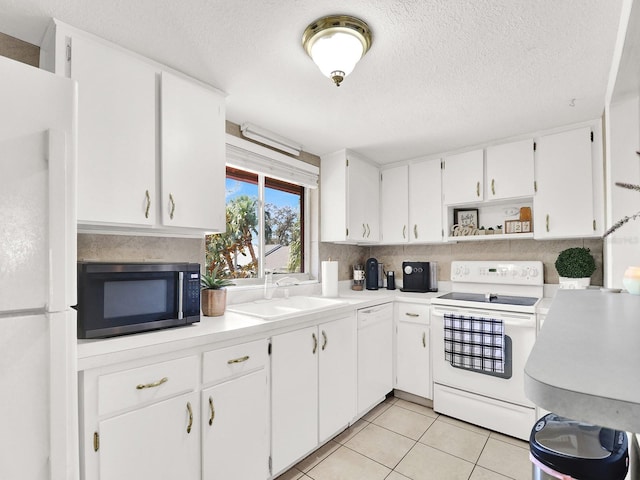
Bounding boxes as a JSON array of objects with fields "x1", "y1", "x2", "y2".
[{"x1": 205, "y1": 167, "x2": 304, "y2": 279}]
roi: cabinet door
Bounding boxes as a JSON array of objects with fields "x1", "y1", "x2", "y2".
[
  {"x1": 486, "y1": 139, "x2": 534, "y2": 200},
  {"x1": 442, "y1": 149, "x2": 484, "y2": 205},
  {"x1": 381, "y1": 165, "x2": 409, "y2": 243},
  {"x1": 161, "y1": 72, "x2": 226, "y2": 231},
  {"x1": 99, "y1": 392, "x2": 199, "y2": 480},
  {"x1": 534, "y1": 127, "x2": 594, "y2": 238},
  {"x1": 396, "y1": 322, "x2": 431, "y2": 399},
  {"x1": 202, "y1": 370, "x2": 269, "y2": 480},
  {"x1": 348, "y1": 155, "x2": 380, "y2": 241},
  {"x1": 409, "y1": 159, "x2": 443, "y2": 243},
  {"x1": 318, "y1": 316, "x2": 356, "y2": 442},
  {"x1": 271, "y1": 326, "x2": 318, "y2": 474},
  {"x1": 70, "y1": 34, "x2": 157, "y2": 226}
]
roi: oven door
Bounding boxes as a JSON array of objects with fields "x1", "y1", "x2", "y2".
[{"x1": 431, "y1": 304, "x2": 536, "y2": 408}]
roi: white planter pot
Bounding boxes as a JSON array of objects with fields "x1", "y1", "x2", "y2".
[{"x1": 558, "y1": 277, "x2": 591, "y2": 289}]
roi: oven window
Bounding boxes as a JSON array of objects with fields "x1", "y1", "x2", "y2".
[{"x1": 104, "y1": 279, "x2": 169, "y2": 319}]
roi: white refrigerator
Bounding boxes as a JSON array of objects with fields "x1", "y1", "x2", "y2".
[{"x1": 0, "y1": 55, "x2": 78, "y2": 480}]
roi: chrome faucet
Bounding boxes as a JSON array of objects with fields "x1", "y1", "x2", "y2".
[{"x1": 275, "y1": 276, "x2": 300, "y2": 298}]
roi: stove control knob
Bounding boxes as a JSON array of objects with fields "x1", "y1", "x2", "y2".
[
  {"x1": 404, "y1": 265, "x2": 413, "y2": 275},
  {"x1": 529, "y1": 267, "x2": 539, "y2": 277}
]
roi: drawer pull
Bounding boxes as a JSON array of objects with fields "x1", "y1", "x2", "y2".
[
  {"x1": 422, "y1": 331, "x2": 426, "y2": 348},
  {"x1": 405, "y1": 312, "x2": 420, "y2": 317},
  {"x1": 321, "y1": 330, "x2": 328, "y2": 351},
  {"x1": 227, "y1": 355, "x2": 250, "y2": 365},
  {"x1": 136, "y1": 376, "x2": 168, "y2": 390},
  {"x1": 208, "y1": 397, "x2": 215, "y2": 426},
  {"x1": 312, "y1": 332, "x2": 318, "y2": 354},
  {"x1": 169, "y1": 193, "x2": 176, "y2": 220},
  {"x1": 186, "y1": 401, "x2": 193, "y2": 434}
]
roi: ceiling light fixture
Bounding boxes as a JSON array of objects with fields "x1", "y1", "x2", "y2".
[
  {"x1": 240, "y1": 123, "x2": 302, "y2": 156},
  {"x1": 302, "y1": 15, "x2": 372, "y2": 87}
]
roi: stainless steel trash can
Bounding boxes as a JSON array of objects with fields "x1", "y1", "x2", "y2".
[{"x1": 529, "y1": 413, "x2": 629, "y2": 480}]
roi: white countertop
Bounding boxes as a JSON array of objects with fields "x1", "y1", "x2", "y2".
[{"x1": 525, "y1": 289, "x2": 640, "y2": 433}]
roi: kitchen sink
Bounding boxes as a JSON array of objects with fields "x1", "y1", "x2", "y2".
[{"x1": 226, "y1": 295, "x2": 347, "y2": 320}]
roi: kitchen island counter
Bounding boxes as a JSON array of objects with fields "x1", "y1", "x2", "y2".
[{"x1": 525, "y1": 288, "x2": 640, "y2": 432}]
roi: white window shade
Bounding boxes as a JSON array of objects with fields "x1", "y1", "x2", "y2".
[{"x1": 226, "y1": 134, "x2": 319, "y2": 188}]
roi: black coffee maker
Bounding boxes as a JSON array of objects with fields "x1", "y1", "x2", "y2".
[{"x1": 365, "y1": 258, "x2": 378, "y2": 290}]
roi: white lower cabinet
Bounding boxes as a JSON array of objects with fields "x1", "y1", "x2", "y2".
[
  {"x1": 395, "y1": 303, "x2": 431, "y2": 399},
  {"x1": 201, "y1": 370, "x2": 268, "y2": 480},
  {"x1": 99, "y1": 392, "x2": 200, "y2": 480},
  {"x1": 271, "y1": 315, "x2": 356, "y2": 475}
]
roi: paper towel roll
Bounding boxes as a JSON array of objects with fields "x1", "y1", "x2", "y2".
[{"x1": 322, "y1": 261, "x2": 339, "y2": 297}]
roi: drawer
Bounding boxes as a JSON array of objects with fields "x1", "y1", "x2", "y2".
[
  {"x1": 98, "y1": 355, "x2": 197, "y2": 416},
  {"x1": 397, "y1": 303, "x2": 430, "y2": 325},
  {"x1": 202, "y1": 339, "x2": 268, "y2": 386}
]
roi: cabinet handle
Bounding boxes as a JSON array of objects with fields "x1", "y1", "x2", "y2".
[
  {"x1": 169, "y1": 193, "x2": 176, "y2": 220},
  {"x1": 321, "y1": 330, "x2": 328, "y2": 351},
  {"x1": 208, "y1": 397, "x2": 215, "y2": 426},
  {"x1": 491, "y1": 179, "x2": 495, "y2": 196},
  {"x1": 366, "y1": 224, "x2": 371, "y2": 237},
  {"x1": 362, "y1": 223, "x2": 366, "y2": 237},
  {"x1": 546, "y1": 214, "x2": 550, "y2": 232},
  {"x1": 93, "y1": 432, "x2": 100, "y2": 452},
  {"x1": 405, "y1": 312, "x2": 420, "y2": 317},
  {"x1": 312, "y1": 332, "x2": 318, "y2": 354},
  {"x1": 402, "y1": 225, "x2": 406, "y2": 239},
  {"x1": 186, "y1": 401, "x2": 193, "y2": 434},
  {"x1": 422, "y1": 331, "x2": 426, "y2": 348},
  {"x1": 227, "y1": 355, "x2": 250, "y2": 364},
  {"x1": 144, "y1": 190, "x2": 151, "y2": 219},
  {"x1": 476, "y1": 181, "x2": 480, "y2": 197},
  {"x1": 136, "y1": 376, "x2": 168, "y2": 390},
  {"x1": 414, "y1": 224, "x2": 418, "y2": 239}
]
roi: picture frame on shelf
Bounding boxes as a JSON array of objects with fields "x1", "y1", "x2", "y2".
[{"x1": 453, "y1": 208, "x2": 479, "y2": 228}]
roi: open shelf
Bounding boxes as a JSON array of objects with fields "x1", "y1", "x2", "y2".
[{"x1": 446, "y1": 232, "x2": 534, "y2": 242}]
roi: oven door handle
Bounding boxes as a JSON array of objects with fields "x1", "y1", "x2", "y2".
[{"x1": 431, "y1": 308, "x2": 535, "y2": 328}]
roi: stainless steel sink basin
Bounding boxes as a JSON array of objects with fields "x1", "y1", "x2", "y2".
[{"x1": 226, "y1": 296, "x2": 346, "y2": 320}]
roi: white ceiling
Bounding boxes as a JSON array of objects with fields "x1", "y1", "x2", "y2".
[{"x1": 0, "y1": 0, "x2": 625, "y2": 164}]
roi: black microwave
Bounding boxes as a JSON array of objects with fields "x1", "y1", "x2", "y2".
[{"x1": 76, "y1": 262, "x2": 201, "y2": 339}]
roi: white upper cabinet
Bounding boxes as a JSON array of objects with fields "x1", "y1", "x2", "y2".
[
  {"x1": 485, "y1": 139, "x2": 535, "y2": 200},
  {"x1": 380, "y1": 165, "x2": 409, "y2": 243},
  {"x1": 534, "y1": 127, "x2": 597, "y2": 239},
  {"x1": 41, "y1": 21, "x2": 226, "y2": 235},
  {"x1": 69, "y1": 33, "x2": 157, "y2": 226},
  {"x1": 442, "y1": 149, "x2": 484, "y2": 205},
  {"x1": 409, "y1": 158, "x2": 443, "y2": 243},
  {"x1": 160, "y1": 72, "x2": 225, "y2": 231},
  {"x1": 321, "y1": 150, "x2": 380, "y2": 243}
]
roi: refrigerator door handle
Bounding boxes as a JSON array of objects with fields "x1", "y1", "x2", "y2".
[{"x1": 177, "y1": 272, "x2": 184, "y2": 319}]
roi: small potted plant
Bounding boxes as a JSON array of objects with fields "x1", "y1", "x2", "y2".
[
  {"x1": 201, "y1": 266, "x2": 235, "y2": 316},
  {"x1": 477, "y1": 226, "x2": 486, "y2": 235},
  {"x1": 555, "y1": 247, "x2": 596, "y2": 289},
  {"x1": 495, "y1": 224, "x2": 503, "y2": 235}
]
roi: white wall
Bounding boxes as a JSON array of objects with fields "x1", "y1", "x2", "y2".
[{"x1": 605, "y1": 96, "x2": 640, "y2": 288}]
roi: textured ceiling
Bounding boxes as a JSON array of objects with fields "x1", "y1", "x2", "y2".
[{"x1": 0, "y1": 0, "x2": 625, "y2": 164}]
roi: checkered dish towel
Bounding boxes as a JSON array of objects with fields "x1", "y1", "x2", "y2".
[{"x1": 444, "y1": 313, "x2": 505, "y2": 374}]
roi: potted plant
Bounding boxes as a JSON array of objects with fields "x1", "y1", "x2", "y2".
[
  {"x1": 555, "y1": 247, "x2": 596, "y2": 289},
  {"x1": 201, "y1": 266, "x2": 235, "y2": 316},
  {"x1": 495, "y1": 224, "x2": 503, "y2": 235}
]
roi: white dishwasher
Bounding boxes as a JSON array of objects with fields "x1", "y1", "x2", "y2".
[{"x1": 357, "y1": 303, "x2": 393, "y2": 416}]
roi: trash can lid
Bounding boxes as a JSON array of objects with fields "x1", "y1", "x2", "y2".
[{"x1": 530, "y1": 414, "x2": 629, "y2": 480}]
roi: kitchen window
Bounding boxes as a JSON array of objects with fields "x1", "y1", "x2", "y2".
[{"x1": 205, "y1": 135, "x2": 318, "y2": 283}]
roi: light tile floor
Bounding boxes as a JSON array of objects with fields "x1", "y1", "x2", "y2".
[{"x1": 276, "y1": 396, "x2": 532, "y2": 480}]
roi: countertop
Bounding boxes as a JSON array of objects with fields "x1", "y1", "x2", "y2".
[
  {"x1": 525, "y1": 289, "x2": 640, "y2": 432},
  {"x1": 76, "y1": 288, "x2": 441, "y2": 370}
]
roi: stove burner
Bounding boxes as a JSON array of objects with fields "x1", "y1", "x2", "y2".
[{"x1": 437, "y1": 292, "x2": 539, "y2": 307}]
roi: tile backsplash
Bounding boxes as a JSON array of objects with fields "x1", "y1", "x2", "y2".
[
  {"x1": 78, "y1": 234, "x2": 204, "y2": 265},
  {"x1": 320, "y1": 237, "x2": 604, "y2": 286}
]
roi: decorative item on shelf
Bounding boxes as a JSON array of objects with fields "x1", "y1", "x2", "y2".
[
  {"x1": 519, "y1": 206, "x2": 532, "y2": 223},
  {"x1": 201, "y1": 266, "x2": 235, "y2": 317},
  {"x1": 453, "y1": 208, "x2": 479, "y2": 229},
  {"x1": 477, "y1": 226, "x2": 486, "y2": 235},
  {"x1": 521, "y1": 221, "x2": 531, "y2": 233},
  {"x1": 486, "y1": 227, "x2": 494, "y2": 235},
  {"x1": 623, "y1": 267, "x2": 640, "y2": 295},
  {"x1": 505, "y1": 220, "x2": 522, "y2": 234},
  {"x1": 555, "y1": 247, "x2": 596, "y2": 289},
  {"x1": 451, "y1": 224, "x2": 479, "y2": 236},
  {"x1": 495, "y1": 224, "x2": 503, "y2": 235}
]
